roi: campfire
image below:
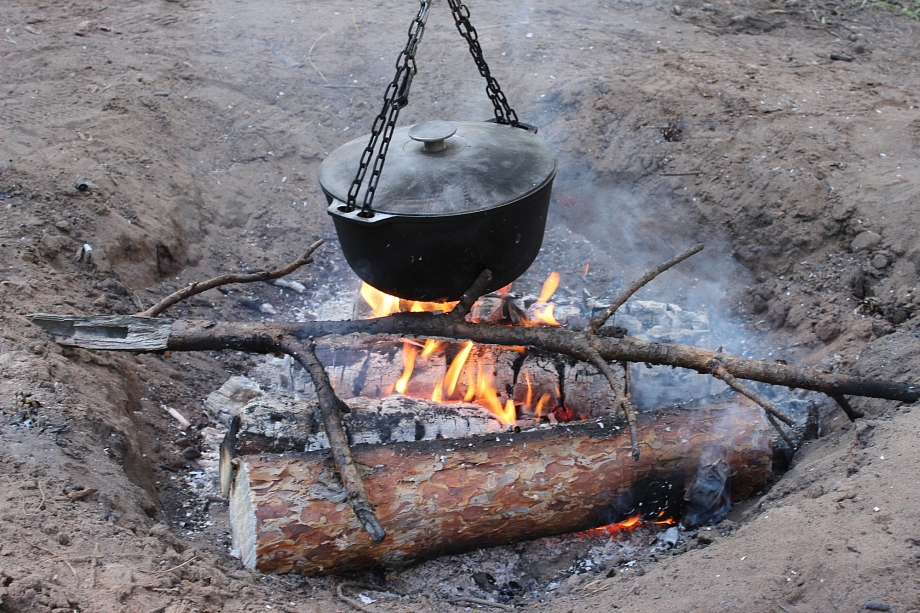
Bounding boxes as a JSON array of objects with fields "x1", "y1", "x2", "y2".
[{"x1": 29, "y1": 239, "x2": 918, "y2": 579}]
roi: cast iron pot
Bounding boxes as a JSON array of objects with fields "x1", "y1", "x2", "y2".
[{"x1": 318, "y1": 120, "x2": 557, "y2": 302}]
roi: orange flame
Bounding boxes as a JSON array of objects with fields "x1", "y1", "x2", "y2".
[
  {"x1": 361, "y1": 283, "x2": 401, "y2": 318},
  {"x1": 421, "y1": 339, "x2": 442, "y2": 357},
  {"x1": 445, "y1": 341, "x2": 474, "y2": 397},
  {"x1": 359, "y1": 282, "x2": 566, "y2": 425},
  {"x1": 534, "y1": 392, "x2": 552, "y2": 419},
  {"x1": 536, "y1": 271, "x2": 560, "y2": 305},
  {"x1": 360, "y1": 282, "x2": 457, "y2": 318},
  {"x1": 394, "y1": 342, "x2": 418, "y2": 394}
]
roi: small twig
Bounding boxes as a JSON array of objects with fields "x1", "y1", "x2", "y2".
[
  {"x1": 830, "y1": 393, "x2": 864, "y2": 421},
  {"x1": 585, "y1": 243, "x2": 704, "y2": 335},
  {"x1": 138, "y1": 239, "x2": 323, "y2": 317},
  {"x1": 765, "y1": 411, "x2": 795, "y2": 449},
  {"x1": 449, "y1": 597, "x2": 513, "y2": 611},
  {"x1": 135, "y1": 555, "x2": 198, "y2": 575},
  {"x1": 336, "y1": 583, "x2": 376, "y2": 613},
  {"x1": 308, "y1": 31, "x2": 330, "y2": 84},
  {"x1": 587, "y1": 349, "x2": 638, "y2": 460},
  {"x1": 280, "y1": 338, "x2": 386, "y2": 543},
  {"x1": 451, "y1": 269, "x2": 492, "y2": 322},
  {"x1": 24, "y1": 538, "x2": 78, "y2": 577},
  {"x1": 352, "y1": 10, "x2": 361, "y2": 34},
  {"x1": 709, "y1": 361, "x2": 796, "y2": 427},
  {"x1": 660, "y1": 171, "x2": 702, "y2": 176},
  {"x1": 775, "y1": 599, "x2": 795, "y2": 613},
  {"x1": 36, "y1": 479, "x2": 47, "y2": 511}
]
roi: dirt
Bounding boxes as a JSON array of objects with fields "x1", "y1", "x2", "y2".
[{"x1": 2, "y1": 0, "x2": 920, "y2": 611}]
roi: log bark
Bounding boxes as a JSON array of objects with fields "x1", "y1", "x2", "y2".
[{"x1": 227, "y1": 396, "x2": 771, "y2": 575}]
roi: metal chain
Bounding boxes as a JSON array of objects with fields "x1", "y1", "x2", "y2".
[
  {"x1": 345, "y1": 0, "x2": 431, "y2": 215},
  {"x1": 446, "y1": 0, "x2": 521, "y2": 128},
  {"x1": 346, "y1": 0, "x2": 528, "y2": 216}
]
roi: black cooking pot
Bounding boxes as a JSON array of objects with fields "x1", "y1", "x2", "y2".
[{"x1": 318, "y1": 120, "x2": 557, "y2": 302}]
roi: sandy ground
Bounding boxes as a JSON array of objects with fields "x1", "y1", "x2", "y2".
[{"x1": 2, "y1": 0, "x2": 920, "y2": 611}]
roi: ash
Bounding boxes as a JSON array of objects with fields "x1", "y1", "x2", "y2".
[{"x1": 351, "y1": 523, "x2": 707, "y2": 605}]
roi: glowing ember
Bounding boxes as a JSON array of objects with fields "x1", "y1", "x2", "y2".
[{"x1": 583, "y1": 511, "x2": 675, "y2": 537}]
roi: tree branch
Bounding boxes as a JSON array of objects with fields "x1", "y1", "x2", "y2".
[
  {"x1": 30, "y1": 314, "x2": 919, "y2": 404},
  {"x1": 137, "y1": 239, "x2": 324, "y2": 318},
  {"x1": 586, "y1": 348, "x2": 639, "y2": 460},
  {"x1": 709, "y1": 360, "x2": 796, "y2": 426},
  {"x1": 584, "y1": 243, "x2": 704, "y2": 335},
  {"x1": 276, "y1": 337, "x2": 386, "y2": 544},
  {"x1": 450, "y1": 269, "x2": 492, "y2": 322}
]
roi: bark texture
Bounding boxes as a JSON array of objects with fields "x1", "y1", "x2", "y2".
[{"x1": 229, "y1": 396, "x2": 771, "y2": 575}]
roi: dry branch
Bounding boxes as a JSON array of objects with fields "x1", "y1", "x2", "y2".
[
  {"x1": 277, "y1": 338, "x2": 386, "y2": 544},
  {"x1": 137, "y1": 239, "x2": 324, "y2": 317},
  {"x1": 28, "y1": 314, "x2": 919, "y2": 404},
  {"x1": 584, "y1": 243, "x2": 705, "y2": 335}
]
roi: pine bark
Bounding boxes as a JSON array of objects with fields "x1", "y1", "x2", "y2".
[{"x1": 228, "y1": 395, "x2": 771, "y2": 575}]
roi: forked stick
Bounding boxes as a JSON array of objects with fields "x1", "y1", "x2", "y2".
[
  {"x1": 138, "y1": 239, "x2": 324, "y2": 318},
  {"x1": 277, "y1": 337, "x2": 386, "y2": 544}
]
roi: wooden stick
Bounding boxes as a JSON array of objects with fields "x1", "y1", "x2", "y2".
[
  {"x1": 709, "y1": 361, "x2": 796, "y2": 427},
  {"x1": 584, "y1": 243, "x2": 704, "y2": 335},
  {"x1": 831, "y1": 393, "x2": 864, "y2": 421},
  {"x1": 450, "y1": 269, "x2": 492, "y2": 322},
  {"x1": 765, "y1": 411, "x2": 795, "y2": 449},
  {"x1": 586, "y1": 348, "x2": 638, "y2": 460},
  {"x1": 137, "y1": 240, "x2": 324, "y2": 317},
  {"x1": 29, "y1": 314, "x2": 919, "y2": 404},
  {"x1": 276, "y1": 337, "x2": 386, "y2": 544}
]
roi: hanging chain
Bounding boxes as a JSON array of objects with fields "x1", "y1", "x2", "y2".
[
  {"x1": 446, "y1": 0, "x2": 527, "y2": 130},
  {"x1": 345, "y1": 0, "x2": 530, "y2": 217},
  {"x1": 345, "y1": 0, "x2": 431, "y2": 216}
]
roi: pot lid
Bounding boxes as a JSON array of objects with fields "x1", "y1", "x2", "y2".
[{"x1": 318, "y1": 120, "x2": 556, "y2": 216}]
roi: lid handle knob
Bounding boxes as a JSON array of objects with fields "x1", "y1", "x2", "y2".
[{"x1": 408, "y1": 120, "x2": 457, "y2": 152}]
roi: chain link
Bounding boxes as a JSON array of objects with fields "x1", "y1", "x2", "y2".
[
  {"x1": 446, "y1": 0, "x2": 522, "y2": 128},
  {"x1": 345, "y1": 0, "x2": 528, "y2": 217},
  {"x1": 345, "y1": 0, "x2": 430, "y2": 215}
]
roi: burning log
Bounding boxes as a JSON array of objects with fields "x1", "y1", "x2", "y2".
[{"x1": 226, "y1": 395, "x2": 771, "y2": 575}]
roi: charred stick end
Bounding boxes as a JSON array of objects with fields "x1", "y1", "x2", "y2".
[
  {"x1": 830, "y1": 393, "x2": 864, "y2": 421},
  {"x1": 585, "y1": 243, "x2": 704, "y2": 336},
  {"x1": 353, "y1": 505, "x2": 387, "y2": 544},
  {"x1": 451, "y1": 269, "x2": 493, "y2": 322}
]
